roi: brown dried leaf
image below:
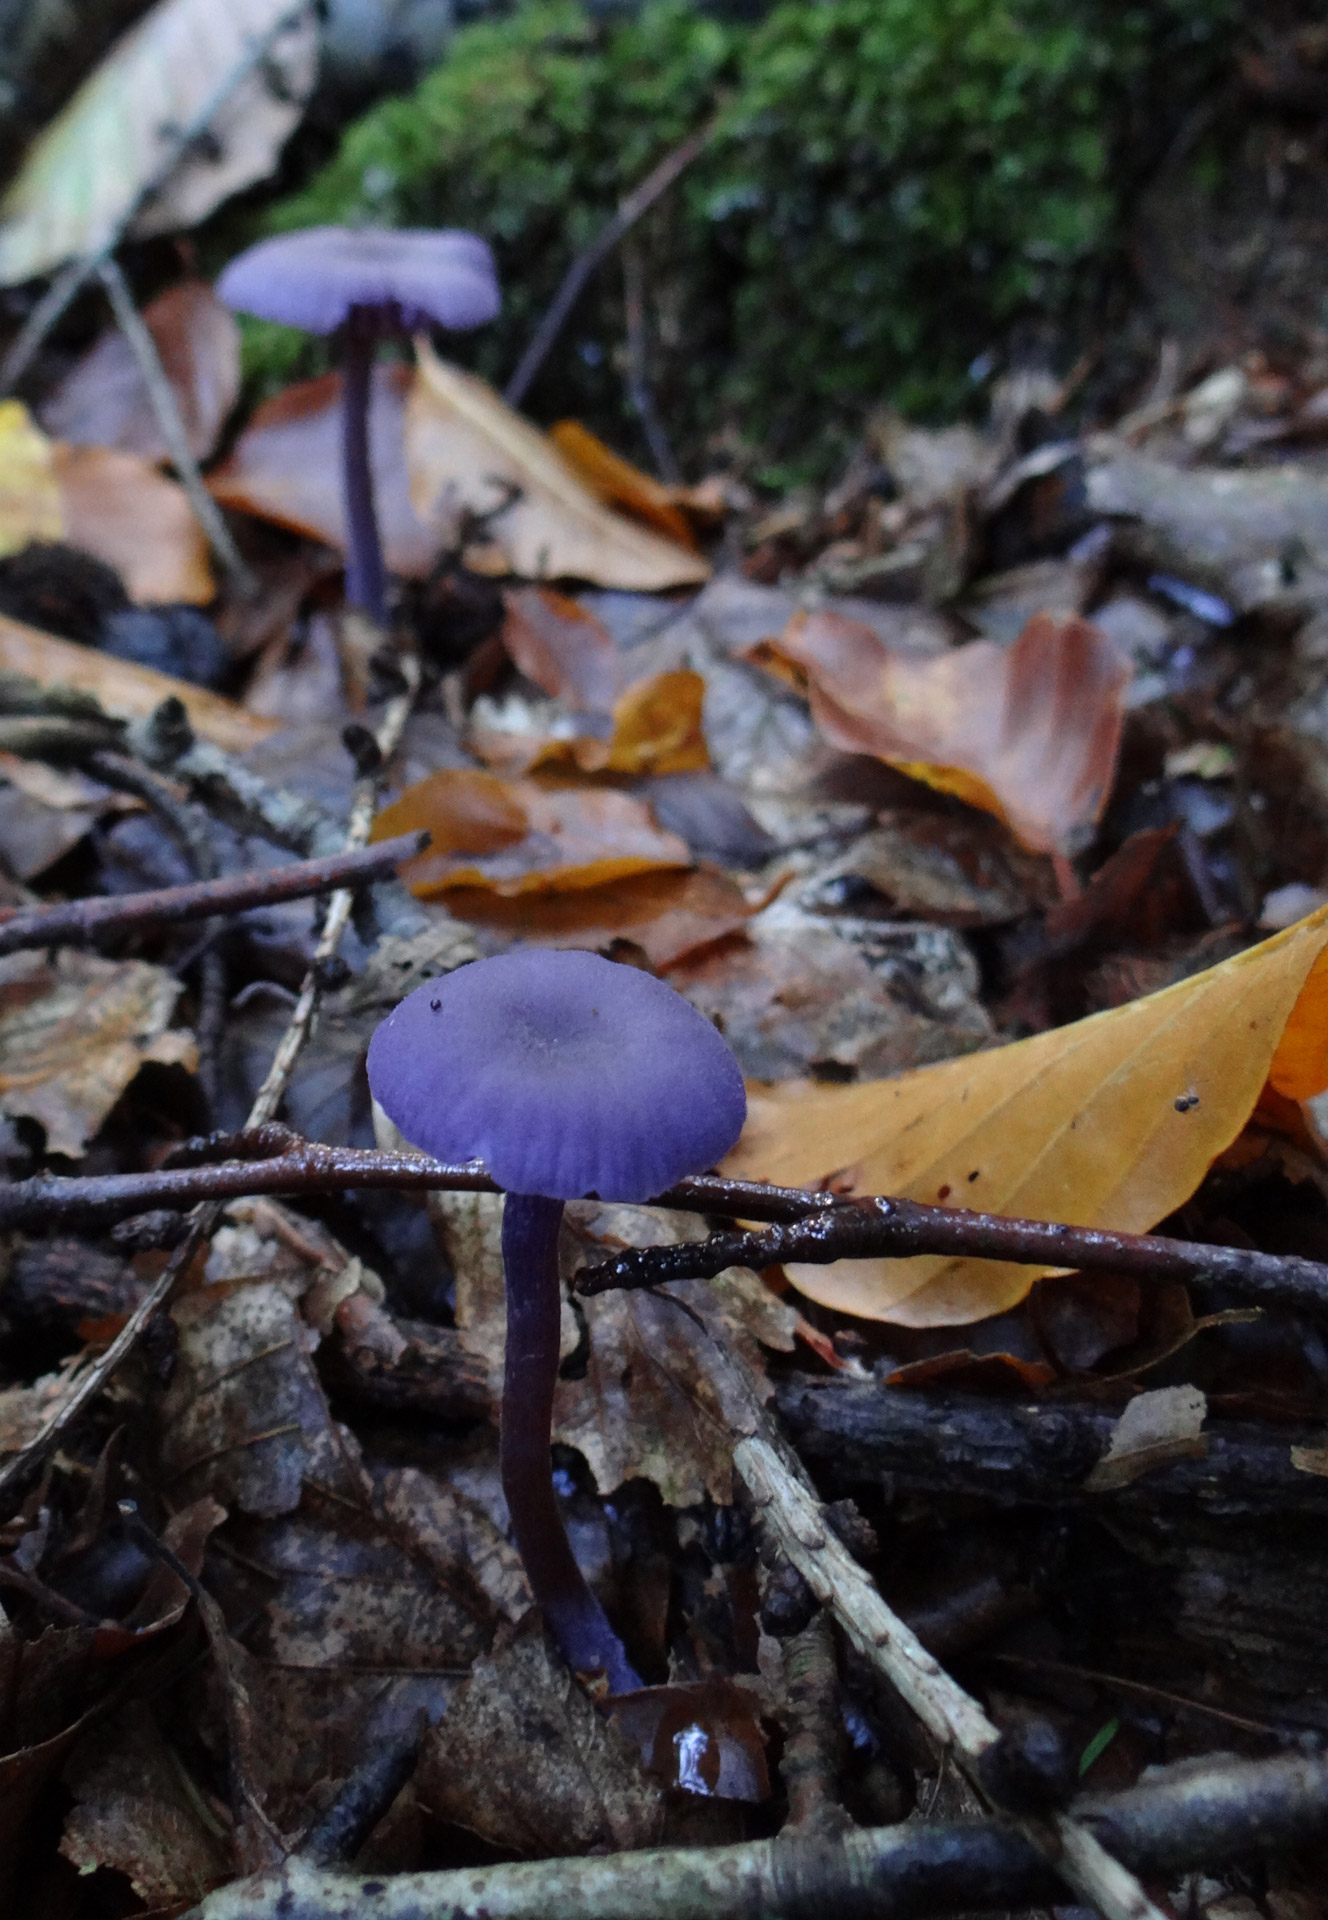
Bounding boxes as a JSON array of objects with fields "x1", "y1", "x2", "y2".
[
  {"x1": 208, "y1": 364, "x2": 441, "y2": 577},
  {"x1": 611, "y1": 1677, "x2": 770, "y2": 1801},
  {"x1": 60, "y1": 1701, "x2": 228, "y2": 1906},
  {"x1": 377, "y1": 771, "x2": 691, "y2": 898},
  {"x1": 41, "y1": 280, "x2": 241, "y2": 463},
  {"x1": 549, "y1": 421, "x2": 703, "y2": 550},
  {"x1": 556, "y1": 1205, "x2": 795, "y2": 1507},
  {"x1": 759, "y1": 608, "x2": 1129, "y2": 856},
  {"x1": 0, "y1": 610, "x2": 278, "y2": 752},
  {"x1": 405, "y1": 343, "x2": 711, "y2": 590},
  {"x1": 502, "y1": 585, "x2": 622, "y2": 712},
  {"x1": 414, "y1": 1613, "x2": 663, "y2": 1856},
  {"x1": 157, "y1": 1272, "x2": 369, "y2": 1517},
  {"x1": 380, "y1": 1467, "x2": 531, "y2": 1625},
  {"x1": 53, "y1": 440, "x2": 214, "y2": 604},
  {"x1": 1084, "y1": 1386, "x2": 1209, "y2": 1490},
  {"x1": 473, "y1": 670, "x2": 710, "y2": 782},
  {"x1": 0, "y1": 948, "x2": 195, "y2": 1156},
  {"x1": 447, "y1": 866, "x2": 751, "y2": 969}
]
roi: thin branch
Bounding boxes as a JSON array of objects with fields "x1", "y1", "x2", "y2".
[
  {"x1": 183, "y1": 1752, "x2": 1328, "y2": 1920},
  {"x1": 96, "y1": 257, "x2": 257, "y2": 593},
  {"x1": 0, "y1": 2, "x2": 311, "y2": 393},
  {"x1": 504, "y1": 121, "x2": 714, "y2": 409},
  {"x1": 0, "y1": 830, "x2": 427, "y2": 955},
  {"x1": 575, "y1": 1192, "x2": 1328, "y2": 1317}
]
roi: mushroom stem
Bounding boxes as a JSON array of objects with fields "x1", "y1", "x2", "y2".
[
  {"x1": 501, "y1": 1191, "x2": 643, "y2": 1693},
  {"x1": 340, "y1": 307, "x2": 387, "y2": 625}
]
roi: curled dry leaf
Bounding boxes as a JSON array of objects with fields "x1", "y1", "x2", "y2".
[
  {"x1": 473, "y1": 671, "x2": 710, "y2": 781},
  {"x1": 447, "y1": 865, "x2": 752, "y2": 969},
  {"x1": 756, "y1": 608, "x2": 1129, "y2": 857},
  {"x1": 0, "y1": 948, "x2": 195, "y2": 1157},
  {"x1": 0, "y1": 611, "x2": 277, "y2": 752},
  {"x1": 405, "y1": 342, "x2": 711, "y2": 591},
  {"x1": 1084, "y1": 1386, "x2": 1209, "y2": 1492},
  {"x1": 41, "y1": 280, "x2": 241, "y2": 464},
  {"x1": 726, "y1": 904, "x2": 1328, "y2": 1326},
  {"x1": 208, "y1": 364, "x2": 442, "y2": 578},
  {"x1": 548, "y1": 420, "x2": 702, "y2": 551},
  {"x1": 53, "y1": 441, "x2": 213, "y2": 604},
  {"x1": 373, "y1": 769, "x2": 691, "y2": 897},
  {"x1": 0, "y1": 0, "x2": 316, "y2": 285},
  {"x1": 414, "y1": 1613, "x2": 663, "y2": 1857},
  {"x1": 0, "y1": 404, "x2": 212, "y2": 601},
  {"x1": 611, "y1": 1677, "x2": 771, "y2": 1802},
  {"x1": 60, "y1": 1700, "x2": 228, "y2": 1908}
]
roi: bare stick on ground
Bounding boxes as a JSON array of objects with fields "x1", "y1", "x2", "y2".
[
  {"x1": 0, "y1": 830, "x2": 426, "y2": 955},
  {"x1": 183, "y1": 1751, "x2": 1328, "y2": 1920}
]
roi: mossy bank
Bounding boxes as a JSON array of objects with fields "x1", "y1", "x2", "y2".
[{"x1": 246, "y1": 0, "x2": 1237, "y2": 483}]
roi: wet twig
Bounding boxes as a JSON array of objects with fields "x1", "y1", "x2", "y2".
[
  {"x1": 576, "y1": 1192, "x2": 1328, "y2": 1317},
  {"x1": 780, "y1": 1611, "x2": 851, "y2": 1835},
  {"x1": 0, "y1": 830, "x2": 428, "y2": 955},
  {"x1": 184, "y1": 1752, "x2": 1328, "y2": 1920}
]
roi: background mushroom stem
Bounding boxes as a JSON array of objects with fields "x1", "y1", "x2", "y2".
[
  {"x1": 501, "y1": 1191, "x2": 643, "y2": 1694},
  {"x1": 340, "y1": 307, "x2": 387, "y2": 624}
]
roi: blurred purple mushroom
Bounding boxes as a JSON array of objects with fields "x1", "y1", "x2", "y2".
[
  {"x1": 368, "y1": 948, "x2": 746, "y2": 1692},
  {"x1": 216, "y1": 227, "x2": 499, "y2": 624}
]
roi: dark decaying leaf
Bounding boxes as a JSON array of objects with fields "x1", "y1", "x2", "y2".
[
  {"x1": 413, "y1": 1613, "x2": 663, "y2": 1856},
  {"x1": 610, "y1": 1677, "x2": 770, "y2": 1802}
]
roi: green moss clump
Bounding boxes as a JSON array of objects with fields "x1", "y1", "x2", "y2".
[{"x1": 252, "y1": 0, "x2": 1235, "y2": 480}]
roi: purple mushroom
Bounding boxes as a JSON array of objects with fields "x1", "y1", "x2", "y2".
[
  {"x1": 216, "y1": 227, "x2": 499, "y2": 625},
  {"x1": 368, "y1": 948, "x2": 746, "y2": 1692}
]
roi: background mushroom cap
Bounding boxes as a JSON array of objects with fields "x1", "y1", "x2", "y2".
[
  {"x1": 216, "y1": 226, "x2": 500, "y2": 334},
  {"x1": 368, "y1": 949, "x2": 747, "y2": 1201}
]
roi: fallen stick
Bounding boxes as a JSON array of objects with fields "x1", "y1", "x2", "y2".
[
  {"x1": 0, "y1": 830, "x2": 427, "y2": 955},
  {"x1": 183, "y1": 1750, "x2": 1328, "y2": 1920},
  {"x1": 575, "y1": 1192, "x2": 1328, "y2": 1317}
]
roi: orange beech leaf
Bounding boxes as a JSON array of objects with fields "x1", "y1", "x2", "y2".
[
  {"x1": 725, "y1": 904, "x2": 1328, "y2": 1327},
  {"x1": 759, "y1": 608, "x2": 1129, "y2": 857},
  {"x1": 0, "y1": 612, "x2": 275, "y2": 753},
  {"x1": 373, "y1": 770, "x2": 689, "y2": 897},
  {"x1": 445, "y1": 865, "x2": 751, "y2": 968},
  {"x1": 405, "y1": 342, "x2": 710, "y2": 590},
  {"x1": 207, "y1": 364, "x2": 441, "y2": 577},
  {"x1": 53, "y1": 442, "x2": 213, "y2": 604},
  {"x1": 549, "y1": 420, "x2": 701, "y2": 551},
  {"x1": 473, "y1": 670, "x2": 710, "y2": 781},
  {"x1": 502, "y1": 585, "x2": 621, "y2": 712}
]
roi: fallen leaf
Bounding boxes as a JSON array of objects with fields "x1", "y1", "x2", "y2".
[
  {"x1": 0, "y1": 402, "x2": 63, "y2": 556},
  {"x1": 208, "y1": 364, "x2": 442, "y2": 577},
  {"x1": 502, "y1": 586, "x2": 621, "y2": 712},
  {"x1": 446, "y1": 866, "x2": 751, "y2": 970},
  {"x1": 611, "y1": 1677, "x2": 770, "y2": 1801},
  {"x1": 549, "y1": 421, "x2": 701, "y2": 550},
  {"x1": 0, "y1": 948, "x2": 195, "y2": 1156},
  {"x1": 726, "y1": 904, "x2": 1328, "y2": 1325},
  {"x1": 53, "y1": 441, "x2": 213, "y2": 604},
  {"x1": 60, "y1": 1700, "x2": 228, "y2": 1906},
  {"x1": 374, "y1": 771, "x2": 691, "y2": 897},
  {"x1": 405, "y1": 342, "x2": 711, "y2": 590},
  {"x1": 473, "y1": 670, "x2": 710, "y2": 780},
  {"x1": 0, "y1": 610, "x2": 277, "y2": 752},
  {"x1": 413, "y1": 1614, "x2": 663, "y2": 1856},
  {"x1": 0, "y1": 0, "x2": 317, "y2": 285},
  {"x1": 757, "y1": 608, "x2": 1129, "y2": 856},
  {"x1": 1084, "y1": 1386, "x2": 1208, "y2": 1490},
  {"x1": 40, "y1": 280, "x2": 241, "y2": 463}
]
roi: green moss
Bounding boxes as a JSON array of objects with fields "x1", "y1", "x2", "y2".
[{"x1": 249, "y1": 0, "x2": 1236, "y2": 479}]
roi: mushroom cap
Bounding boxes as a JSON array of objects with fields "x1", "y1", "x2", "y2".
[
  {"x1": 368, "y1": 949, "x2": 747, "y2": 1202},
  {"x1": 216, "y1": 226, "x2": 499, "y2": 335}
]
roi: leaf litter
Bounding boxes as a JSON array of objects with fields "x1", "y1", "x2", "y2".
[{"x1": 2, "y1": 90, "x2": 1328, "y2": 1918}]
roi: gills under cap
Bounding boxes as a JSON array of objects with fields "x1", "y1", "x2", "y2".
[
  {"x1": 216, "y1": 226, "x2": 499, "y2": 335},
  {"x1": 367, "y1": 948, "x2": 746, "y2": 1201}
]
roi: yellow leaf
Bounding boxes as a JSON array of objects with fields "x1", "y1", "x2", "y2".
[
  {"x1": 404, "y1": 342, "x2": 710, "y2": 591},
  {"x1": 604, "y1": 670, "x2": 709, "y2": 776},
  {"x1": 725, "y1": 905, "x2": 1328, "y2": 1326},
  {"x1": 549, "y1": 420, "x2": 701, "y2": 551},
  {"x1": 0, "y1": 401, "x2": 64, "y2": 557}
]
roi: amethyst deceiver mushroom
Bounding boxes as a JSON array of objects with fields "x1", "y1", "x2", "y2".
[
  {"x1": 368, "y1": 948, "x2": 746, "y2": 1692},
  {"x1": 216, "y1": 227, "x2": 499, "y2": 625}
]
